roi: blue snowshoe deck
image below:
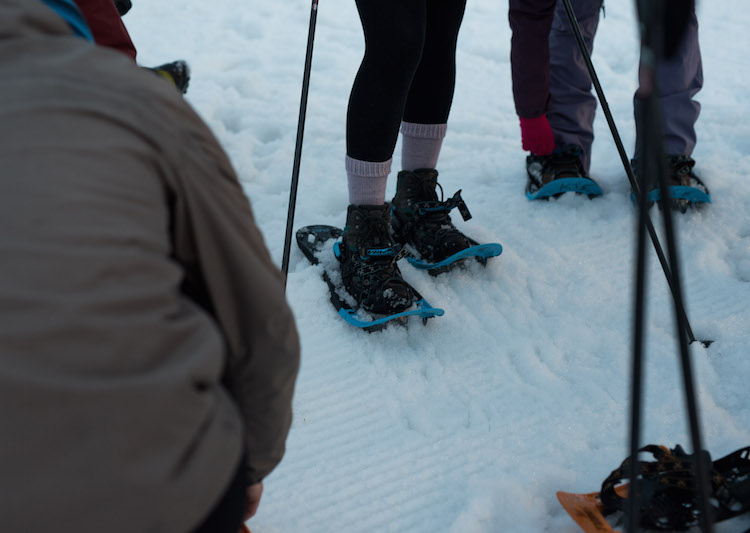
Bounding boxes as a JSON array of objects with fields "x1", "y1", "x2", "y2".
[
  {"x1": 526, "y1": 177, "x2": 603, "y2": 200},
  {"x1": 647, "y1": 185, "x2": 711, "y2": 205},
  {"x1": 406, "y1": 242, "x2": 502, "y2": 275},
  {"x1": 296, "y1": 225, "x2": 444, "y2": 331}
]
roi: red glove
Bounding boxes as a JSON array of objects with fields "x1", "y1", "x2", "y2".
[{"x1": 519, "y1": 115, "x2": 555, "y2": 156}]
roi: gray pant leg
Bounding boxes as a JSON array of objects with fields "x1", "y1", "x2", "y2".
[
  {"x1": 548, "y1": 0, "x2": 603, "y2": 174},
  {"x1": 633, "y1": 10, "x2": 702, "y2": 158}
]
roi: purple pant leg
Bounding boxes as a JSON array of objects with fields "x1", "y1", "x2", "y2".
[
  {"x1": 633, "y1": 10, "x2": 702, "y2": 158},
  {"x1": 547, "y1": 0, "x2": 603, "y2": 174}
]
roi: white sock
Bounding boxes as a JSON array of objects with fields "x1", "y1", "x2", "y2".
[
  {"x1": 346, "y1": 156, "x2": 391, "y2": 205},
  {"x1": 400, "y1": 121, "x2": 447, "y2": 172}
]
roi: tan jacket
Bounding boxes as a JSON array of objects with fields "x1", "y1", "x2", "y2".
[{"x1": 0, "y1": 1, "x2": 300, "y2": 531}]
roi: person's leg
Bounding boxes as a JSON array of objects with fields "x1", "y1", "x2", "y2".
[
  {"x1": 192, "y1": 455, "x2": 247, "y2": 533},
  {"x1": 633, "y1": 8, "x2": 702, "y2": 159},
  {"x1": 508, "y1": 0, "x2": 557, "y2": 121},
  {"x1": 400, "y1": 0, "x2": 466, "y2": 172},
  {"x1": 399, "y1": 122, "x2": 447, "y2": 173},
  {"x1": 341, "y1": 0, "x2": 427, "y2": 313},
  {"x1": 346, "y1": 0, "x2": 426, "y2": 205},
  {"x1": 73, "y1": 0, "x2": 137, "y2": 60},
  {"x1": 633, "y1": 7, "x2": 707, "y2": 208},
  {"x1": 392, "y1": 0, "x2": 485, "y2": 264},
  {"x1": 547, "y1": 0, "x2": 603, "y2": 174}
]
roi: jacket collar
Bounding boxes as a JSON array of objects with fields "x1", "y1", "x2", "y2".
[
  {"x1": 0, "y1": 0, "x2": 92, "y2": 42},
  {"x1": 39, "y1": 0, "x2": 93, "y2": 41}
]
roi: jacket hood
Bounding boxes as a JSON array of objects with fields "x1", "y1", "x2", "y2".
[{"x1": 0, "y1": 0, "x2": 92, "y2": 42}]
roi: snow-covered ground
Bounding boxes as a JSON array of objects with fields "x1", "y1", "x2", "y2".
[{"x1": 129, "y1": 1, "x2": 750, "y2": 531}]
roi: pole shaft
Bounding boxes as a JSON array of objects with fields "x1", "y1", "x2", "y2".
[{"x1": 281, "y1": 0, "x2": 319, "y2": 289}]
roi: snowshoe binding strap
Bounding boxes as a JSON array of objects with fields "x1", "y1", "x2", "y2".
[
  {"x1": 353, "y1": 244, "x2": 408, "y2": 276},
  {"x1": 348, "y1": 211, "x2": 409, "y2": 267},
  {"x1": 599, "y1": 444, "x2": 719, "y2": 531},
  {"x1": 414, "y1": 188, "x2": 472, "y2": 221}
]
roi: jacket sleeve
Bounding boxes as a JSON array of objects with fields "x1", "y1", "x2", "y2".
[
  {"x1": 169, "y1": 126, "x2": 301, "y2": 485},
  {"x1": 508, "y1": 0, "x2": 557, "y2": 118}
]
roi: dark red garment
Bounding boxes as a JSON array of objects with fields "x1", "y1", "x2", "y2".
[
  {"x1": 73, "y1": 0, "x2": 136, "y2": 60},
  {"x1": 508, "y1": 0, "x2": 556, "y2": 118}
]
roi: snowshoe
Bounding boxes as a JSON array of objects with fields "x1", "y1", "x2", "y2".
[
  {"x1": 296, "y1": 218, "x2": 443, "y2": 331},
  {"x1": 526, "y1": 144, "x2": 603, "y2": 200},
  {"x1": 598, "y1": 444, "x2": 718, "y2": 530},
  {"x1": 391, "y1": 169, "x2": 502, "y2": 275},
  {"x1": 558, "y1": 444, "x2": 750, "y2": 532},
  {"x1": 634, "y1": 155, "x2": 711, "y2": 212}
]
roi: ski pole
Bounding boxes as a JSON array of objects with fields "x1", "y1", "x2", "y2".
[
  {"x1": 559, "y1": 0, "x2": 708, "y2": 346},
  {"x1": 627, "y1": 125, "x2": 650, "y2": 533},
  {"x1": 635, "y1": 2, "x2": 713, "y2": 531},
  {"x1": 629, "y1": 0, "x2": 712, "y2": 531},
  {"x1": 281, "y1": 0, "x2": 319, "y2": 290}
]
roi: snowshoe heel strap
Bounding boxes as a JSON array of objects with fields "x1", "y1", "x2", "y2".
[
  {"x1": 415, "y1": 190, "x2": 472, "y2": 221},
  {"x1": 450, "y1": 190, "x2": 472, "y2": 221}
]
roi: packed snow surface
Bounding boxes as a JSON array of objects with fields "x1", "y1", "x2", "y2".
[{"x1": 128, "y1": 1, "x2": 750, "y2": 531}]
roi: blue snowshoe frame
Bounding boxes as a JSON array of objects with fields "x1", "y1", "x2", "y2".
[
  {"x1": 527, "y1": 177, "x2": 604, "y2": 200},
  {"x1": 406, "y1": 243, "x2": 502, "y2": 271},
  {"x1": 646, "y1": 185, "x2": 711, "y2": 205}
]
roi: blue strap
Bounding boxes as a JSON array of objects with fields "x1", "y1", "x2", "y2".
[{"x1": 39, "y1": 0, "x2": 94, "y2": 42}]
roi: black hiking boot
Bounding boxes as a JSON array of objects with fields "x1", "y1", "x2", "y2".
[
  {"x1": 632, "y1": 154, "x2": 710, "y2": 212},
  {"x1": 338, "y1": 204, "x2": 415, "y2": 314},
  {"x1": 391, "y1": 169, "x2": 474, "y2": 267},
  {"x1": 525, "y1": 144, "x2": 602, "y2": 198},
  {"x1": 663, "y1": 154, "x2": 709, "y2": 212},
  {"x1": 146, "y1": 60, "x2": 191, "y2": 94},
  {"x1": 114, "y1": 0, "x2": 132, "y2": 16}
]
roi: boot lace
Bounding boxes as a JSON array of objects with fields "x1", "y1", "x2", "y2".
[
  {"x1": 347, "y1": 214, "x2": 410, "y2": 301},
  {"x1": 543, "y1": 145, "x2": 586, "y2": 180}
]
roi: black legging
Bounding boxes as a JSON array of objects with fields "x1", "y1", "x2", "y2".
[
  {"x1": 346, "y1": 0, "x2": 467, "y2": 162},
  {"x1": 192, "y1": 453, "x2": 247, "y2": 533}
]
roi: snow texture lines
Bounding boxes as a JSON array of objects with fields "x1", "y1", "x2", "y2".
[{"x1": 125, "y1": 0, "x2": 750, "y2": 531}]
